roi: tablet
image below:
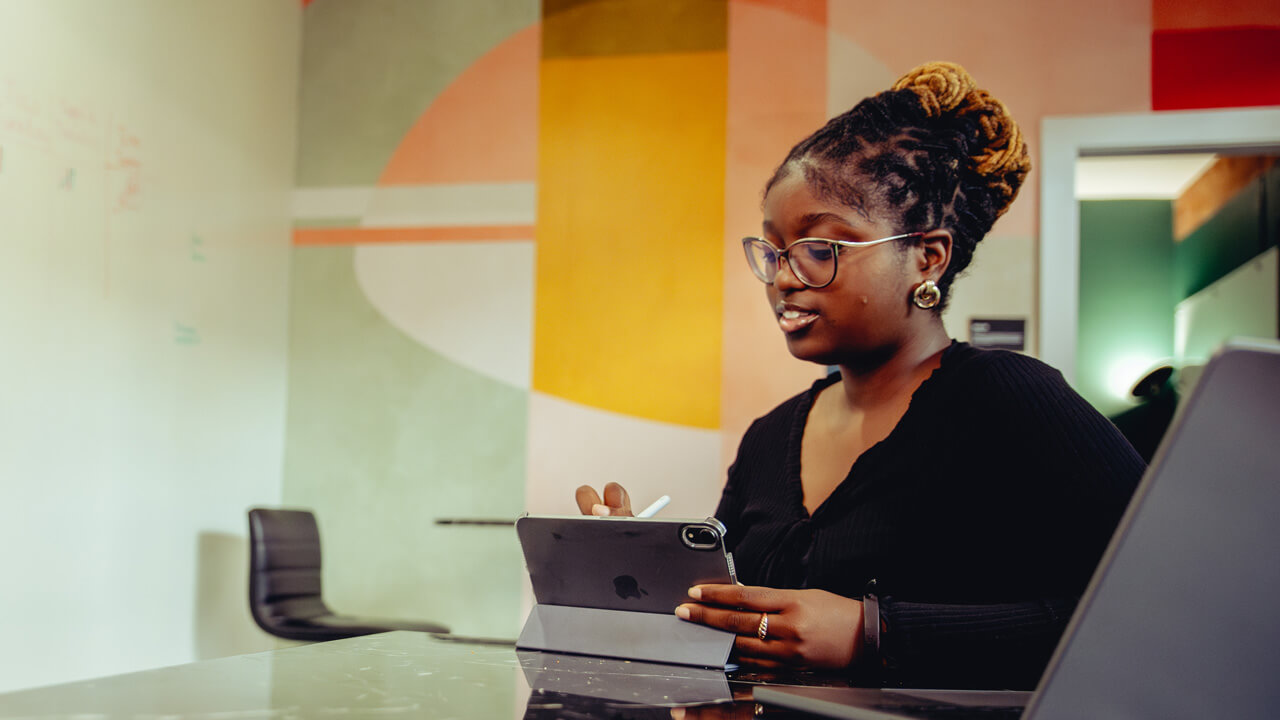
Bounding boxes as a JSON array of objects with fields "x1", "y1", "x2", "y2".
[{"x1": 515, "y1": 514, "x2": 738, "y2": 614}]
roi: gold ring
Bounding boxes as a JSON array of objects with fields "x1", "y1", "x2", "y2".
[{"x1": 757, "y1": 612, "x2": 769, "y2": 641}]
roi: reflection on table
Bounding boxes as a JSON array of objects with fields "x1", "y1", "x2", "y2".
[{"x1": 0, "y1": 631, "x2": 861, "y2": 719}]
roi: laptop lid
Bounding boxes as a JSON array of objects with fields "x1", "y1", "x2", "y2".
[
  {"x1": 754, "y1": 338, "x2": 1280, "y2": 720},
  {"x1": 752, "y1": 686, "x2": 1029, "y2": 720},
  {"x1": 1027, "y1": 338, "x2": 1280, "y2": 719}
]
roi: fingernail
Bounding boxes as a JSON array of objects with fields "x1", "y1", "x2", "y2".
[
  {"x1": 592, "y1": 504, "x2": 609, "y2": 516},
  {"x1": 670, "y1": 709, "x2": 686, "y2": 720},
  {"x1": 687, "y1": 586, "x2": 702, "y2": 600},
  {"x1": 675, "y1": 605, "x2": 691, "y2": 620}
]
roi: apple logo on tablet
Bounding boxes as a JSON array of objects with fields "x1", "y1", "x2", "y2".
[{"x1": 613, "y1": 575, "x2": 648, "y2": 600}]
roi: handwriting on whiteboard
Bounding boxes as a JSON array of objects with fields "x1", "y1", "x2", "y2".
[
  {"x1": 0, "y1": 76, "x2": 176, "y2": 332},
  {"x1": 0, "y1": 78, "x2": 51, "y2": 151},
  {"x1": 54, "y1": 99, "x2": 99, "y2": 151},
  {"x1": 106, "y1": 125, "x2": 141, "y2": 213},
  {"x1": 174, "y1": 323, "x2": 201, "y2": 346},
  {"x1": 0, "y1": 79, "x2": 110, "y2": 158},
  {"x1": 1, "y1": 77, "x2": 143, "y2": 211}
]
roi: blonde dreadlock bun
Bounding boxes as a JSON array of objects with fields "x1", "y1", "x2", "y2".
[
  {"x1": 892, "y1": 61, "x2": 1030, "y2": 218},
  {"x1": 764, "y1": 60, "x2": 1032, "y2": 311}
]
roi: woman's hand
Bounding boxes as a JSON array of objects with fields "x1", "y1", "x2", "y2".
[
  {"x1": 574, "y1": 482, "x2": 633, "y2": 517},
  {"x1": 675, "y1": 584, "x2": 864, "y2": 669}
]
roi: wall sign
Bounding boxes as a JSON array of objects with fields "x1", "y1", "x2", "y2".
[{"x1": 970, "y1": 318, "x2": 1026, "y2": 351}]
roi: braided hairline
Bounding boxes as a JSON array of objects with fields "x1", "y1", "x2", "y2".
[{"x1": 765, "y1": 88, "x2": 1003, "y2": 310}]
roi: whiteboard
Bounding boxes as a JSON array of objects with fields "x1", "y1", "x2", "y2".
[{"x1": 0, "y1": 0, "x2": 298, "y2": 692}]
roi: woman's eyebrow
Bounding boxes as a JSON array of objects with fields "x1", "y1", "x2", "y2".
[
  {"x1": 798, "y1": 212, "x2": 853, "y2": 230},
  {"x1": 762, "y1": 212, "x2": 855, "y2": 237}
]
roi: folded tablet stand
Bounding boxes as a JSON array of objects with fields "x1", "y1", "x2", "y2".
[
  {"x1": 517, "y1": 649, "x2": 733, "y2": 705},
  {"x1": 516, "y1": 604, "x2": 736, "y2": 668}
]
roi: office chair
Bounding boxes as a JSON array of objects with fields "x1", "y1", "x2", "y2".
[{"x1": 248, "y1": 507, "x2": 450, "y2": 642}]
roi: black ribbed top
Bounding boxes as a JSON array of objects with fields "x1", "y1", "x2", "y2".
[{"x1": 715, "y1": 341, "x2": 1144, "y2": 688}]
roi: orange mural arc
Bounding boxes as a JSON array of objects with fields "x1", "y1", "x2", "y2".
[
  {"x1": 293, "y1": 226, "x2": 536, "y2": 246},
  {"x1": 378, "y1": 24, "x2": 541, "y2": 186}
]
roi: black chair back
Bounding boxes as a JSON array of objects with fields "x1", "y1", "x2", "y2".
[
  {"x1": 247, "y1": 507, "x2": 450, "y2": 641},
  {"x1": 249, "y1": 508, "x2": 331, "y2": 627}
]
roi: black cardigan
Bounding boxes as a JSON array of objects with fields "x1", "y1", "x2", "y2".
[{"x1": 715, "y1": 341, "x2": 1144, "y2": 688}]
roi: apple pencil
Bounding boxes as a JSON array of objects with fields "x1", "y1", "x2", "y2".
[{"x1": 636, "y1": 495, "x2": 671, "y2": 518}]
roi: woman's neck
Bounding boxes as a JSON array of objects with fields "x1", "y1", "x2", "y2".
[{"x1": 833, "y1": 322, "x2": 951, "y2": 411}]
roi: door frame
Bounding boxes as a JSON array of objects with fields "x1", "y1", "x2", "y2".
[{"x1": 1039, "y1": 106, "x2": 1280, "y2": 382}]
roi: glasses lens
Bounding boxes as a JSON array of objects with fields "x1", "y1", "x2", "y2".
[
  {"x1": 742, "y1": 238, "x2": 778, "y2": 283},
  {"x1": 789, "y1": 240, "x2": 836, "y2": 287}
]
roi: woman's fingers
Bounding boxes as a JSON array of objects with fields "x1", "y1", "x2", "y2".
[
  {"x1": 676, "y1": 602, "x2": 784, "y2": 638},
  {"x1": 573, "y1": 486, "x2": 602, "y2": 515},
  {"x1": 727, "y1": 655, "x2": 787, "y2": 671},
  {"x1": 573, "y1": 483, "x2": 634, "y2": 516},
  {"x1": 689, "y1": 584, "x2": 788, "y2": 612},
  {"x1": 732, "y1": 637, "x2": 795, "y2": 663},
  {"x1": 677, "y1": 587, "x2": 864, "y2": 669},
  {"x1": 676, "y1": 584, "x2": 790, "y2": 649},
  {"x1": 675, "y1": 603, "x2": 795, "y2": 663},
  {"x1": 601, "y1": 482, "x2": 632, "y2": 515}
]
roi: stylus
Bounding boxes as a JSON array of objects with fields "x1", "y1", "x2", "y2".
[{"x1": 636, "y1": 495, "x2": 671, "y2": 518}]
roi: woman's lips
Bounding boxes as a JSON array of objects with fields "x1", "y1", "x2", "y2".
[{"x1": 776, "y1": 306, "x2": 819, "y2": 333}]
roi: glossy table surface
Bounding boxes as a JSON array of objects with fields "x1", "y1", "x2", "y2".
[{"x1": 0, "y1": 632, "x2": 860, "y2": 719}]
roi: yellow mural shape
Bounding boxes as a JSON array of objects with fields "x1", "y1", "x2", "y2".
[{"x1": 534, "y1": 51, "x2": 727, "y2": 429}]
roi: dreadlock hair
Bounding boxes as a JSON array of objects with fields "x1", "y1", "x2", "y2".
[{"x1": 764, "y1": 61, "x2": 1031, "y2": 311}]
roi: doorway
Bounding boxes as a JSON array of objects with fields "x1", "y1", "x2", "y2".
[{"x1": 1039, "y1": 107, "x2": 1280, "y2": 384}]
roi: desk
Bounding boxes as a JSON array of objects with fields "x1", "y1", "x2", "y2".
[{"x1": 0, "y1": 632, "x2": 856, "y2": 718}]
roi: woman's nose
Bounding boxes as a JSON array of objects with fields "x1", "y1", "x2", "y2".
[{"x1": 772, "y1": 255, "x2": 807, "y2": 290}]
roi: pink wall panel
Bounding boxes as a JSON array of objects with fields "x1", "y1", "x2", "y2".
[
  {"x1": 827, "y1": 0, "x2": 1152, "y2": 240},
  {"x1": 720, "y1": 0, "x2": 829, "y2": 468}
]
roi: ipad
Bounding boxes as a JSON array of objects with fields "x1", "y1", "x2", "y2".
[{"x1": 516, "y1": 514, "x2": 737, "y2": 614}]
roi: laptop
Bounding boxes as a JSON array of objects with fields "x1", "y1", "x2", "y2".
[{"x1": 755, "y1": 338, "x2": 1280, "y2": 720}]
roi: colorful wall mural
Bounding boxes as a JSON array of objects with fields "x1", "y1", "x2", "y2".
[
  {"x1": 284, "y1": 0, "x2": 1280, "y2": 635},
  {"x1": 286, "y1": 0, "x2": 539, "y2": 637}
]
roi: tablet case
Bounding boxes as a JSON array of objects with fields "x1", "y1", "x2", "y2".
[
  {"x1": 518, "y1": 649, "x2": 732, "y2": 707},
  {"x1": 515, "y1": 515, "x2": 737, "y2": 668}
]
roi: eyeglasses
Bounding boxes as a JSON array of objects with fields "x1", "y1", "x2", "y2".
[{"x1": 741, "y1": 233, "x2": 923, "y2": 289}]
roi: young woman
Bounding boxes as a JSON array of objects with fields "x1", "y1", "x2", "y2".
[{"x1": 576, "y1": 62, "x2": 1143, "y2": 688}]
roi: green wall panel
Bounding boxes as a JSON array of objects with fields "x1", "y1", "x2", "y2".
[
  {"x1": 1078, "y1": 200, "x2": 1175, "y2": 416},
  {"x1": 1174, "y1": 178, "x2": 1265, "y2": 300},
  {"x1": 297, "y1": 0, "x2": 538, "y2": 186},
  {"x1": 1265, "y1": 164, "x2": 1279, "y2": 250},
  {"x1": 282, "y1": 246, "x2": 527, "y2": 637}
]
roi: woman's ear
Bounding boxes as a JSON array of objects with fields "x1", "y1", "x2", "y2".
[{"x1": 917, "y1": 229, "x2": 952, "y2": 281}]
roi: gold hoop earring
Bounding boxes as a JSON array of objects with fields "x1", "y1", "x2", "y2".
[{"x1": 913, "y1": 280, "x2": 941, "y2": 309}]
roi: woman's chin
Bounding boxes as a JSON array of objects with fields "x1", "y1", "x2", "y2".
[{"x1": 784, "y1": 335, "x2": 841, "y2": 366}]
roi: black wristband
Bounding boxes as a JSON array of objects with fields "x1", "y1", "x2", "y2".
[{"x1": 863, "y1": 579, "x2": 880, "y2": 669}]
